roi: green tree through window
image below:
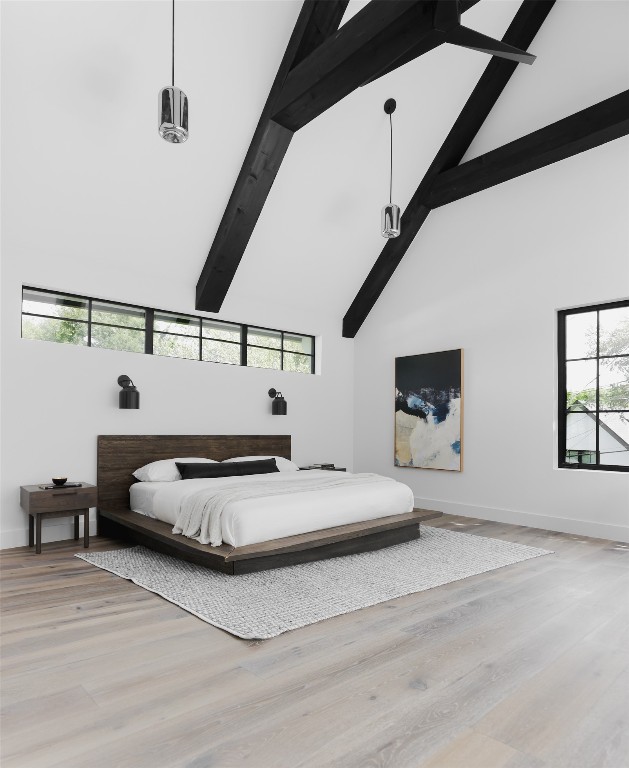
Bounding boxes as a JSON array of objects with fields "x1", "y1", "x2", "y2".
[{"x1": 21, "y1": 287, "x2": 315, "y2": 375}]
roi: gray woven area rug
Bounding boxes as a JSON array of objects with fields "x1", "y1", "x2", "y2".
[{"x1": 76, "y1": 527, "x2": 552, "y2": 639}]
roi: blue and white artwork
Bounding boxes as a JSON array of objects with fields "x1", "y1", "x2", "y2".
[{"x1": 395, "y1": 349, "x2": 463, "y2": 471}]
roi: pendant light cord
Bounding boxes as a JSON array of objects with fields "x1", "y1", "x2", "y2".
[
  {"x1": 389, "y1": 113, "x2": 393, "y2": 205},
  {"x1": 171, "y1": 0, "x2": 175, "y2": 87}
]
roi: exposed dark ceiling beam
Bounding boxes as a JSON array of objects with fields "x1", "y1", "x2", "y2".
[
  {"x1": 434, "y1": 0, "x2": 536, "y2": 65},
  {"x1": 196, "y1": 0, "x2": 349, "y2": 312},
  {"x1": 197, "y1": 0, "x2": 489, "y2": 313},
  {"x1": 343, "y1": 0, "x2": 555, "y2": 338},
  {"x1": 427, "y1": 90, "x2": 629, "y2": 207},
  {"x1": 271, "y1": 0, "x2": 481, "y2": 132},
  {"x1": 445, "y1": 25, "x2": 536, "y2": 64},
  {"x1": 360, "y1": 23, "x2": 535, "y2": 89}
]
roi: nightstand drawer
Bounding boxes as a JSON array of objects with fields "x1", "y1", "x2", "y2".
[{"x1": 23, "y1": 488, "x2": 97, "y2": 514}]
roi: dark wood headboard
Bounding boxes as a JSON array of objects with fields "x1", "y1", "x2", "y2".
[{"x1": 97, "y1": 435, "x2": 292, "y2": 509}]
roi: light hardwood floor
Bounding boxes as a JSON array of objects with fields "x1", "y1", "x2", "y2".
[{"x1": 1, "y1": 516, "x2": 628, "y2": 768}]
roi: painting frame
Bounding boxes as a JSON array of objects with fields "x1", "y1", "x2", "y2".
[{"x1": 394, "y1": 349, "x2": 464, "y2": 472}]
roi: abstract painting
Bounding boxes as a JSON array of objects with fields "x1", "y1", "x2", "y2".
[{"x1": 395, "y1": 349, "x2": 463, "y2": 471}]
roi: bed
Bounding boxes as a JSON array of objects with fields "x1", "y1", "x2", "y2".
[{"x1": 97, "y1": 435, "x2": 441, "y2": 574}]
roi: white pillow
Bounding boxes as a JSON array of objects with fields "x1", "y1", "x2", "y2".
[
  {"x1": 222, "y1": 455, "x2": 299, "y2": 472},
  {"x1": 133, "y1": 457, "x2": 217, "y2": 482}
]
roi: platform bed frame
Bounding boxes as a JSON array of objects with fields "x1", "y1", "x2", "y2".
[{"x1": 97, "y1": 435, "x2": 441, "y2": 574}]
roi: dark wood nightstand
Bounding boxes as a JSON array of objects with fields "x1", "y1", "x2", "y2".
[
  {"x1": 299, "y1": 466, "x2": 347, "y2": 472},
  {"x1": 20, "y1": 483, "x2": 97, "y2": 554}
]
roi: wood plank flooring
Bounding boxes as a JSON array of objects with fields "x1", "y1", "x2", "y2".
[{"x1": 1, "y1": 515, "x2": 627, "y2": 768}]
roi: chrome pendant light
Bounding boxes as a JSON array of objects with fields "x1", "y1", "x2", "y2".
[
  {"x1": 381, "y1": 98, "x2": 400, "y2": 238},
  {"x1": 158, "y1": 0, "x2": 188, "y2": 143}
]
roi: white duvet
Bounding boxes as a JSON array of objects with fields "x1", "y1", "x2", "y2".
[{"x1": 131, "y1": 470, "x2": 414, "y2": 548}]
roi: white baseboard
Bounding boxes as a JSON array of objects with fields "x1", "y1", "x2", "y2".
[
  {"x1": 0, "y1": 514, "x2": 98, "y2": 550},
  {"x1": 415, "y1": 497, "x2": 629, "y2": 543}
]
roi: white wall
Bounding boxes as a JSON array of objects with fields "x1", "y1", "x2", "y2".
[
  {"x1": 2, "y1": 0, "x2": 628, "y2": 547},
  {"x1": 0, "y1": 1, "x2": 356, "y2": 548},
  {"x1": 0, "y1": 286, "x2": 354, "y2": 547},
  {"x1": 354, "y1": 140, "x2": 629, "y2": 542},
  {"x1": 352, "y1": 0, "x2": 629, "y2": 543}
]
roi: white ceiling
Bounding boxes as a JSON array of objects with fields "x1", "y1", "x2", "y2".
[{"x1": 2, "y1": 0, "x2": 628, "y2": 330}]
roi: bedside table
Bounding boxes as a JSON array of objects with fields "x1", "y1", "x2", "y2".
[
  {"x1": 299, "y1": 466, "x2": 347, "y2": 472},
  {"x1": 20, "y1": 483, "x2": 97, "y2": 554}
]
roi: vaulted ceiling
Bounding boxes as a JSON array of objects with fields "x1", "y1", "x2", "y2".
[
  {"x1": 3, "y1": 0, "x2": 628, "y2": 334},
  {"x1": 195, "y1": 0, "x2": 628, "y2": 335}
]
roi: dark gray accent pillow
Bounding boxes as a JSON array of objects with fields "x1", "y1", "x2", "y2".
[{"x1": 175, "y1": 459, "x2": 279, "y2": 480}]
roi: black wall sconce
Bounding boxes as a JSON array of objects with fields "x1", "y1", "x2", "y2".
[
  {"x1": 118, "y1": 375, "x2": 140, "y2": 409},
  {"x1": 268, "y1": 388, "x2": 287, "y2": 415}
]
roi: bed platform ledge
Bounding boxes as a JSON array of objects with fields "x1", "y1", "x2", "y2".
[{"x1": 97, "y1": 507, "x2": 442, "y2": 574}]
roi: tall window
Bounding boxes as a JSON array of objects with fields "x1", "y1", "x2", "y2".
[
  {"x1": 22, "y1": 287, "x2": 315, "y2": 375},
  {"x1": 558, "y1": 299, "x2": 629, "y2": 471}
]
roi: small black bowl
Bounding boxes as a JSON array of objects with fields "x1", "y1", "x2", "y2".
[{"x1": 52, "y1": 477, "x2": 67, "y2": 487}]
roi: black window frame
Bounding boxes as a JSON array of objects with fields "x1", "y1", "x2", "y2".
[
  {"x1": 90, "y1": 299, "x2": 147, "y2": 354},
  {"x1": 21, "y1": 286, "x2": 315, "y2": 375},
  {"x1": 558, "y1": 298, "x2": 629, "y2": 473}
]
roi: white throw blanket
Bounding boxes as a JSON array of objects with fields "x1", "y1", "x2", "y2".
[{"x1": 172, "y1": 473, "x2": 394, "y2": 546}]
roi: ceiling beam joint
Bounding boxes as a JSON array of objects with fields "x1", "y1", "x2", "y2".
[
  {"x1": 427, "y1": 90, "x2": 629, "y2": 208},
  {"x1": 342, "y1": 0, "x2": 556, "y2": 338}
]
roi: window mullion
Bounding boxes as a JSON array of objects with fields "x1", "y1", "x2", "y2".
[
  {"x1": 241, "y1": 325, "x2": 248, "y2": 366},
  {"x1": 145, "y1": 309, "x2": 154, "y2": 354},
  {"x1": 595, "y1": 310, "x2": 600, "y2": 466},
  {"x1": 558, "y1": 310, "x2": 567, "y2": 467}
]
